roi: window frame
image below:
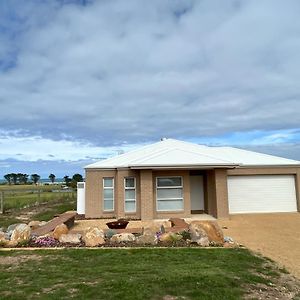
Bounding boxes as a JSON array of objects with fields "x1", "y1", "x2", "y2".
[
  {"x1": 156, "y1": 176, "x2": 184, "y2": 212},
  {"x1": 124, "y1": 177, "x2": 136, "y2": 213},
  {"x1": 103, "y1": 177, "x2": 114, "y2": 212}
]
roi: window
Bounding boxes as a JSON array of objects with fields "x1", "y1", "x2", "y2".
[
  {"x1": 103, "y1": 178, "x2": 114, "y2": 211},
  {"x1": 156, "y1": 177, "x2": 183, "y2": 211},
  {"x1": 124, "y1": 177, "x2": 136, "y2": 212}
]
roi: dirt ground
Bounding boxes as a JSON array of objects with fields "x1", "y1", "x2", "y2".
[{"x1": 219, "y1": 213, "x2": 300, "y2": 279}]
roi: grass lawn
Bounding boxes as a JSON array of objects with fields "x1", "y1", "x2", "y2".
[{"x1": 0, "y1": 248, "x2": 299, "y2": 300}]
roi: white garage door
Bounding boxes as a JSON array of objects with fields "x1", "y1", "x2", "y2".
[{"x1": 228, "y1": 175, "x2": 298, "y2": 214}]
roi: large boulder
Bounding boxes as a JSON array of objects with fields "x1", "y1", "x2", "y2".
[
  {"x1": 53, "y1": 224, "x2": 69, "y2": 240},
  {"x1": 189, "y1": 221, "x2": 224, "y2": 244},
  {"x1": 110, "y1": 233, "x2": 135, "y2": 243},
  {"x1": 136, "y1": 234, "x2": 157, "y2": 245},
  {"x1": 10, "y1": 224, "x2": 31, "y2": 243},
  {"x1": 188, "y1": 223, "x2": 208, "y2": 243},
  {"x1": 196, "y1": 236, "x2": 210, "y2": 247},
  {"x1": 59, "y1": 233, "x2": 81, "y2": 244},
  {"x1": 83, "y1": 228, "x2": 105, "y2": 247}
]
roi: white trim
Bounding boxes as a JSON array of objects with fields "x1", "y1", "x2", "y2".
[
  {"x1": 156, "y1": 176, "x2": 184, "y2": 212},
  {"x1": 103, "y1": 177, "x2": 114, "y2": 212},
  {"x1": 124, "y1": 177, "x2": 136, "y2": 213}
]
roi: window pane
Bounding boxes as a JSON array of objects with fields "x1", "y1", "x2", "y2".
[
  {"x1": 157, "y1": 199, "x2": 183, "y2": 211},
  {"x1": 157, "y1": 188, "x2": 182, "y2": 199},
  {"x1": 103, "y1": 178, "x2": 113, "y2": 187},
  {"x1": 104, "y1": 189, "x2": 113, "y2": 199},
  {"x1": 125, "y1": 177, "x2": 135, "y2": 188},
  {"x1": 104, "y1": 200, "x2": 113, "y2": 210},
  {"x1": 157, "y1": 177, "x2": 182, "y2": 187},
  {"x1": 125, "y1": 201, "x2": 136, "y2": 212},
  {"x1": 125, "y1": 189, "x2": 135, "y2": 200}
]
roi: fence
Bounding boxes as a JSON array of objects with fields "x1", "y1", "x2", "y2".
[{"x1": 0, "y1": 188, "x2": 76, "y2": 214}]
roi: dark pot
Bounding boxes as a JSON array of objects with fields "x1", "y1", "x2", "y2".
[{"x1": 106, "y1": 220, "x2": 129, "y2": 229}]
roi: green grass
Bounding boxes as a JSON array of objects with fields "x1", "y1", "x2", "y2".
[
  {"x1": 3, "y1": 190, "x2": 76, "y2": 211},
  {"x1": 0, "y1": 248, "x2": 287, "y2": 300},
  {"x1": 0, "y1": 184, "x2": 62, "y2": 191}
]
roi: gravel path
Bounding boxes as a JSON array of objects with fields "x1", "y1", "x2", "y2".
[{"x1": 219, "y1": 213, "x2": 300, "y2": 278}]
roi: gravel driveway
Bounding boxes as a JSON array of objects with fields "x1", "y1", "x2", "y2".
[{"x1": 219, "y1": 213, "x2": 300, "y2": 278}]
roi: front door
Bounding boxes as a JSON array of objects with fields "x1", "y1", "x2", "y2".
[{"x1": 190, "y1": 175, "x2": 204, "y2": 213}]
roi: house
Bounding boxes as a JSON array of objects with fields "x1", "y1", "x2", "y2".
[{"x1": 83, "y1": 138, "x2": 300, "y2": 220}]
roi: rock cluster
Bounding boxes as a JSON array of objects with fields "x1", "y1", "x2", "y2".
[{"x1": 0, "y1": 219, "x2": 235, "y2": 248}]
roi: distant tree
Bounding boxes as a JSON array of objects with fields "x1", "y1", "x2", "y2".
[
  {"x1": 31, "y1": 174, "x2": 40, "y2": 184},
  {"x1": 4, "y1": 174, "x2": 12, "y2": 185},
  {"x1": 72, "y1": 173, "x2": 83, "y2": 183},
  {"x1": 49, "y1": 173, "x2": 56, "y2": 183},
  {"x1": 11, "y1": 173, "x2": 17, "y2": 185},
  {"x1": 63, "y1": 175, "x2": 72, "y2": 186}
]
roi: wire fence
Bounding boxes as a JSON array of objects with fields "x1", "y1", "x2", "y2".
[{"x1": 0, "y1": 188, "x2": 76, "y2": 214}]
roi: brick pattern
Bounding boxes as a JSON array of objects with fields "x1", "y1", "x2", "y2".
[{"x1": 140, "y1": 170, "x2": 154, "y2": 220}]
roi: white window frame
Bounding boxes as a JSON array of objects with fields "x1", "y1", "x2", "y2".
[
  {"x1": 103, "y1": 177, "x2": 114, "y2": 212},
  {"x1": 156, "y1": 176, "x2": 184, "y2": 212},
  {"x1": 124, "y1": 177, "x2": 136, "y2": 213}
]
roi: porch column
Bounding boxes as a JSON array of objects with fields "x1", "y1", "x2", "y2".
[
  {"x1": 115, "y1": 170, "x2": 125, "y2": 219},
  {"x1": 206, "y1": 169, "x2": 229, "y2": 219},
  {"x1": 140, "y1": 170, "x2": 153, "y2": 220}
]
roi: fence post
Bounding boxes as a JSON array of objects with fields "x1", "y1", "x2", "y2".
[{"x1": 0, "y1": 191, "x2": 4, "y2": 214}]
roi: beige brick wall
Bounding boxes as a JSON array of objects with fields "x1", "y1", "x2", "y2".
[{"x1": 140, "y1": 170, "x2": 154, "y2": 220}]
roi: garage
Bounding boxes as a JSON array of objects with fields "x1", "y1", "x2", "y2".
[{"x1": 228, "y1": 175, "x2": 298, "y2": 214}]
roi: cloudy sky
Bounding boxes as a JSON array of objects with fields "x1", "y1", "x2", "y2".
[{"x1": 0, "y1": 0, "x2": 300, "y2": 178}]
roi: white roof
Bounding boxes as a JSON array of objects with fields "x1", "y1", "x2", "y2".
[{"x1": 85, "y1": 138, "x2": 300, "y2": 169}]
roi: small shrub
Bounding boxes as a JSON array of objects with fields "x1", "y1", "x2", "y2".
[
  {"x1": 179, "y1": 230, "x2": 191, "y2": 241},
  {"x1": 105, "y1": 229, "x2": 116, "y2": 239}
]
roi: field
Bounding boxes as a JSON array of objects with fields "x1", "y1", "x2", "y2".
[
  {"x1": 0, "y1": 184, "x2": 76, "y2": 228},
  {"x1": 0, "y1": 248, "x2": 299, "y2": 300}
]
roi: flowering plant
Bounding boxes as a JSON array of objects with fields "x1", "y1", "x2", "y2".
[{"x1": 33, "y1": 236, "x2": 59, "y2": 247}]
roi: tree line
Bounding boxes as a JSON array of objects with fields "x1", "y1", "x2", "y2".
[{"x1": 3, "y1": 173, "x2": 83, "y2": 187}]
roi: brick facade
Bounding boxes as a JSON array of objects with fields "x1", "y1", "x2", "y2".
[{"x1": 84, "y1": 167, "x2": 300, "y2": 220}]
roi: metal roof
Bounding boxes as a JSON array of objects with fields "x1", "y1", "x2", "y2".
[{"x1": 85, "y1": 138, "x2": 300, "y2": 169}]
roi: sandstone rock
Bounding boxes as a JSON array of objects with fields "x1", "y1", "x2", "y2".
[
  {"x1": 28, "y1": 220, "x2": 42, "y2": 230},
  {"x1": 196, "y1": 236, "x2": 210, "y2": 247},
  {"x1": 59, "y1": 233, "x2": 81, "y2": 244},
  {"x1": 0, "y1": 231, "x2": 6, "y2": 241},
  {"x1": 53, "y1": 224, "x2": 69, "y2": 240},
  {"x1": 110, "y1": 233, "x2": 135, "y2": 243},
  {"x1": 159, "y1": 232, "x2": 182, "y2": 243},
  {"x1": 189, "y1": 221, "x2": 224, "y2": 244},
  {"x1": 83, "y1": 227, "x2": 105, "y2": 247},
  {"x1": 5, "y1": 240, "x2": 18, "y2": 247},
  {"x1": 142, "y1": 226, "x2": 160, "y2": 236},
  {"x1": 10, "y1": 224, "x2": 31, "y2": 243},
  {"x1": 7, "y1": 223, "x2": 22, "y2": 238},
  {"x1": 136, "y1": 234, "x2": 157, "y2": 245},
  {"x1": 188, "y1": 223, "x2": 208, "y2": 243}
]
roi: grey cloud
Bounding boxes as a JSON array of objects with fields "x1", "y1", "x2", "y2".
[{"x1": 0, "y1": 0, "x2": 300, "y2": 146}]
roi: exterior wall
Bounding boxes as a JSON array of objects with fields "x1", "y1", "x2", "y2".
[
  {"x1": 85, "y1": 169, "x2": 140, "y2": 219},
  {"x1": 228, "y1": 167, "x2": 300, "y2": 212},
  {"x1": 153, "y1": 170, "x2": 191, "y2": 219}
]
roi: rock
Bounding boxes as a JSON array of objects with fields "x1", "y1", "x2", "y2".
[
  {"x1": 189, "y1": 221, "x2": 224, "y2": 244},
  {"x1": 53, "y1": 224, "x2": 69, "y2": 240},
  {"x1": 188, "y1": 223, "x2": 208, "y2": 242},
  {"x1": 83, "y1": 227, "x2": 105, "y2": 247},
  {"x1": 110, "y1": 233, "x2": 135, "y2": 243},
  {"x1": 28, "y1": 220, "x2": 42, "y2": 230},
  {"x1": 5, "y1": 240, "x2": 18, "y2": 247},
  {"x1": 136, "y1": 234, "x2": 157, "y2": 245},
  {"x1": 142, "y1": 226, "x2": 160, "y2": 236},
  {"x1": 159, "y1": 232, "x2": 182, "y2": 243},
  {"x1": 7, "y1": 223, "x2": 22, "y2": 238},
  {"x1": 196, "y1": 236, "x2": 210, "y2": 247},
  {"x1": 10, "y1": 224, "x2": 31, "y2": 243},
  {"x1": 59, "y1": 233, "x2": 81, "y2": 244},
  {"x1": 224, "y1": 236, "x2": 234, "y2": 244},
  {"x1": 0, "y1": 231, "x2": 6, "y2": 241}
]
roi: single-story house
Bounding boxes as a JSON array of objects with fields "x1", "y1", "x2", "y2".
[{"x1": 83, "y1": 138, "x2": 300, "y2": 220}]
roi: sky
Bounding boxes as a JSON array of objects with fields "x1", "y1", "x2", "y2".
[{"x1": 0, "y1": 0, "x2": 300, "y2": 178}]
